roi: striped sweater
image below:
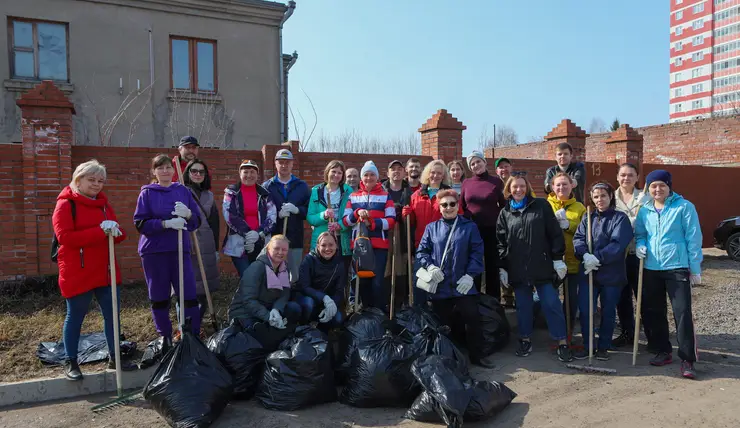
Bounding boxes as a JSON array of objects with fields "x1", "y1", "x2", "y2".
[{"x1": 343, "y1": 182, "x2": 396, "y2": 250}]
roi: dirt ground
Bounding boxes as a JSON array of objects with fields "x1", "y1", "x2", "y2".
[{"x1": 1, "y1": 249, "x2": 739, "y2": 428}]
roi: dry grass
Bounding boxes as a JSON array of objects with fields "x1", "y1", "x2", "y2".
[{"x1": 0, "y1": 274, "x2": 240, "y2": 382}]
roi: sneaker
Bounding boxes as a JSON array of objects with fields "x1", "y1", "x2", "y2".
[
  {"x1": 681, "y1": 361, "x2": 696, "y2": 379},
  {"x1": 515, "y1": 340, "x2": 532, "y2": 357},
  {"x1": 595, "y1": 349, "x2": 610, "y2": 361},
  {"x1": 573, "y1": 349, "x2": 589, "y2": 360},
  {"x1": 611, "y1": 330, "x2": 633, "y2": 349},
  {"x1": 64, "y1": 359, "x2": 83, "y2": 381},
  {"x1": 472, "y1": 354, "x2": 497, "y2": 369},
  {"x1": 649, "y1": 352, "x2": 673, "y2": 366},
  {"x1": 557, "y1": 345, "x2": 574, "y2": 362}
]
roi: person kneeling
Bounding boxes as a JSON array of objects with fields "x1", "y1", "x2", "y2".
[
  {"x1": 415, "y1": 189, "x2": 495, "y2": 368},
  {"x1": 228, "y1": 235, "x2": 302, "y2": 348},
  {"x1": 294, "y1": 232, "x2": 346, "y2": 331}
]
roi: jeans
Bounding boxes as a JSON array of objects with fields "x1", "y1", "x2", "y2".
[
  {"x1": 578, "y1": 282, "x2": 623, "y2": 350},
  {"x1": 514, "y1": 283, "x2": 567, "y2": 341},
  {"x1": 294, "y1": 294, "x2": 344, "y2": 330},
  {"x1": 641, "y1": 268, "x2": 697, "y2": 362},
  {"x1": 232, "y1": 256, "x2": 251, "y2": 279},
  {"x1": 564, "y1": 269, "x2": 585, "y2": 328},
  {"x1": 475, "y1": 225, "x2": 501, "y2": 300},
  {"x1": 63, "y1": 286, "x2": 118, "y2": 361},
  {"x1": 616, "y1": 254, "x2": 641, "y2": 334},
  {"x1": 432, "y1": 295, "x2": 485, "y2": 360},
  {"x1": 358, "y1": 249, "x2": 388, "y2": 310}
]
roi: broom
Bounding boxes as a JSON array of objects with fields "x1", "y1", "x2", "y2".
[{"x1": 566, "y1": 206, "x2": 616, "y2": 375}]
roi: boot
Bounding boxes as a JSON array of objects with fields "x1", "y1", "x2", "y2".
[
  {"x1": 64, "y1": 359, "x2": 83, "y2": 381},
  {"x1": 108, "y1": 357, "x2": 138, "y2": 371},
  {"x1": 161, "y1": 336, "x2": 173, "y2": 357}
]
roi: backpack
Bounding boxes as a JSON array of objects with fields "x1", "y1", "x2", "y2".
[
  {"x1": 51, "y1": 200, "x2": 75, "y2": 263},
  {"x1": 353, "y1": 223, "x2": 376, "y2": 278}
]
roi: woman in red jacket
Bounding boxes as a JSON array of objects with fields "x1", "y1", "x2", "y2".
[{"x1": 52, "y1": 160, "x2": 135, "y2": 381}]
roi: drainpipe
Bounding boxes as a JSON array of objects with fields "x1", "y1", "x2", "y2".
[{"x1": 279, "y1": 1, "x2": 296, "y2": 143}]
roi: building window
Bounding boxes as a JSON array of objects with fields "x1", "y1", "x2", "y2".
[
  {"x1": 677, "y1": 10, "x2": 684, "y2": 20},
  {"x1": 674, "y1": 72, "x2": 683, "y2": 83},
  {"x1": 674, "y1": 103, "x2": 683, "y2": 113},
  {"x1": 692, "y1": 83, "x2": 704, "y2": 93},
  {"x1": 692, "y1": 67, "x2": 702, "y2": 78},
  {"x1": 692, "y1": 19, "x2": 703, "y2": 30},
  {"x1": 676, "y1": 57, "x2": 684, "y2": 67},
  {"x1": 170, "y1": 36, "x2": 217, "y2": 93},
  {"x1": 693, "y1": 35, "x2": 704, "y2": 46},
  {"x1": 693, "y1": 2, "x2": 704, "y2": 13},
  {"x1": 676, "y1": 41, "x2": 683, "y2": 51},
  {"x1": 8, "y1": 18, "x2": 68, "y2": 81},
  {"x1": 677, "y1": 0, "x2": 682, "y2": 4},
  {"x1": 675, "y1": 88, "x2": 683, "y2": 97},
  {"x1": 691, "y1": 100, "x2": 703, "y2": 109},
  {"x1": 676, "y1": 26, "x2": 683, "y2": 36},
  {"x1": 692, "y1": 51, "x2": 704, "y2": 62}
]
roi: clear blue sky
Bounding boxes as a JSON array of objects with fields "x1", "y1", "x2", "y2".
[{"x1": 283, "y1": 1, "x2": 669, "y2": 155}]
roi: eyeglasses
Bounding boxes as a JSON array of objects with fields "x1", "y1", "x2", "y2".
[
  {"x1": 190, "y1": 169, "x2": 205, "y2": 175},
  {"x1": 440, "y1": 202, "x2": 457, "y2": 208}
]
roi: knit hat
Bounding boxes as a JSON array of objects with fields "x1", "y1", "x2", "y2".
[
  {"x1": 645, "y1": 169, "x2": 672, "y2": 189},
  {"x1": 360, "y1": 160, "x2": 379, "y2": 177},
  {"x1": 466, "y1": 150, "x2": 486, "y2": 168}
]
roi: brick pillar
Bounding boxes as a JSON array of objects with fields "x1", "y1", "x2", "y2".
[
  {"x1": 604, "y1": 124, "x2": 644, "y2": 171},
  {"x1": 16, "y1": 81, "x2": 75, "y2": 276},
  {"x1": 261, "y1": 140, "x2": 300, "y2": 181},
  {"x1": 544, "y1": 119, "x2": 588, "y2": 162},
  {"x1": 419, "y1": 109, "x2": 466, "y2": 162}
]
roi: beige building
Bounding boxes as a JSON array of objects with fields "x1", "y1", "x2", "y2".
[{"x1": 1, "y1": 0, "x2": 297, "y2": 149}]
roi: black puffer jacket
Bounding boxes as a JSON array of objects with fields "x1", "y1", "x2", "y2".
[
  {"x1": 296, "y1": 250, "x2": 346, "y2": 304},
  {"x1": 496, "y1": 197, "x2": 565, "y2": 287}
]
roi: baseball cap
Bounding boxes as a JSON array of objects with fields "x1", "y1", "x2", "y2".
[
  {"x1": 178, "y1": 136, "x2": 200, "y2": 147},
  {"x1": 239, "y1": 159, "x2": 259, "y2": 170},
  {"x1": 388, "y1": 159, "x2": 404, "y2": 169},
  {"x1": 275, "y1": 149, "x2": 294, "y2": 160},
  {"x1": 495, "y1": 157, "x2": 511, "y2": 168}
]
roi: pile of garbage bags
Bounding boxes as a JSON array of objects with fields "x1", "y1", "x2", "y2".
[
  {"x1": 37, "y1": 332, "x2": 136, "y2": 366},
  {"x1": 207, "y1": 319, "x2": 269, "y2": 399}
]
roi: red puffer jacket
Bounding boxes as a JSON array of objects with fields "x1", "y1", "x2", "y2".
[
  {"x1": 52, "y1": 186, "x2": 126, "y2": 298},
  {"x1": 402, "y1": 185, "x2": 462, "y2": 248}
]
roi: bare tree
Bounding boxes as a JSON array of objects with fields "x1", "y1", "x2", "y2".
[
  {"x1": 166, "y1": 90, "x2": 235, "y2": 149},
  {"x1": 527, "y1": 135, "x2": 543, "y2": 143},
  {"x1": 306, "y1": 129, "x2": 420, "y2": 154},
  {"x1": 711, "y1": 85, "x2": 740, "y2": 117},
  {"x1": 589, "y1": 117, "x2": 607, "y2": 133},
  {"x1": 484, "y1": 125, "x2": 518, "y2": 148}
]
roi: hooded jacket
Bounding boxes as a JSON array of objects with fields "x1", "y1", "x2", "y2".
[
  {"x1": 615, "y1": 187, "x2": 650, "y2": 254},
  {"x1": 460, "y1": 170, "x2": 506, "y2": 228},
  {"x1": 544, "y1": 162, "x2": 586, "y2": 203},
  {"x1": 306, "y1": 183, "x2": 353, "y2": 256},
  {"x1": 404, "y1": 184, "x2": 460, "y2": 248},
  {"x1": 343, "y1": 181, "x2": 396, "y2": 250},
  {"x1": 222, "y1": 182, "x2": 276, "y2": 257},
  {"x1": 496, "y1": 197, "x2": 566, "y2": 287},
  {"x1": 635, "y1": 192, "x2": 703, "y2": 274},
  {"x1": 296, "y1": 250, "x2": 346, "y2": 304},
  {"x1": 187, "y1": 186, "x2": 220, "y2": 294},
  {"x1": 547, "y1": 193, "x2": 587, "y2": 274},
  {"x1": 262, "y1": 175, "x2": 310, "y2": 249},
  {"x1": 134, "y1": 182, "x2": 200, "y2": 256},
  {"x1": 52, "y1": 187, "x2": 126, "y2": 298},
  {"x1": 416, "y1": 215, "x2": 484, "y2": 299},
  {"x1": 228, "y1": 252, "x2": 291, "y2": 322},
  {"x1": 573, "y1": 208, "x2": 634, "y2": 287}
]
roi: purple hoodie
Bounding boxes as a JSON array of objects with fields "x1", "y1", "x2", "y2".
[{"x1": 134, "y1": 182, "x2": 201, "y2": 256}]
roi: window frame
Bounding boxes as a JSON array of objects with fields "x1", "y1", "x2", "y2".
[
  {"x1": 7, "y1": 17, "x2": 70, "y2": 82},
  {"x1": 693, "y1": 2, "x2": 704, "y2": 13},
  {"x1": 169, "y1": 35, "x2": 218, "y2": 94}
]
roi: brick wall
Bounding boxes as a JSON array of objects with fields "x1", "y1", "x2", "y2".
[{"x1": 0, "y1": 145, "x2": 25, "y2": 280}]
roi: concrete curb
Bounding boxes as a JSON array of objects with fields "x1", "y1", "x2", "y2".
[{"x1": 0, "y1": 366, "x2": 155, "y2": 408}]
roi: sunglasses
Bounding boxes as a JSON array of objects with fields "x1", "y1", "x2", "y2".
[
  {"x1": 190, "y1": 169, "x2": 205, "y2": 175},
  {"x1": 440, "y1": 202, "x2": 457, "y2": 208}
]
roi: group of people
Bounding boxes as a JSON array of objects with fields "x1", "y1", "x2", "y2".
[{"x1": 51, "y1": 135, "x2": 703, "y2": 381}]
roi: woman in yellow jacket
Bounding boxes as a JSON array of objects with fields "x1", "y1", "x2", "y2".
[{"x1": 547, "y1": 172, "x2": 586, "y2": 334}]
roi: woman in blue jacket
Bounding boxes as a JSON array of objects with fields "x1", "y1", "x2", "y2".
[
  {"x1": 635, "y1": 170, "x2": 702, "y2": 379},
  {"x1": 573, "y1": 182, "x2": 633, "y2": 361},
  {"x1": 293, "y1": 232, "x2": 346, "y2": 331},
  {"x1": 306, "y1": 160, "x2": 353, "y2": 267},
  {"x1": 415, "y1": 189, "x2": 494, "y2": 368}
]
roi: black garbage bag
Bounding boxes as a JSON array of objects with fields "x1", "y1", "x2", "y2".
[
  {"x1": 478, "y1": 294, "x2": 510, "y2": 356},
  {"x1": 255, "y1": 326, "x2": 336, "y2": 411},
  {"x1": 140, "y1": 337, "x2": 165, "y2": 369},
  {"x1": 143, "y1": 323, "x2": 233, "y2": 428},
  {"x1": 464, "y1": 380, "x2": 517, "y2": 422},
  {"x1": 207, "y1": 319, "x2": 269, "y2": 399},
  {"x1": 395, "y1": 305, "x2": 442, "y2": 335},
  {"x1": 413, "y1": 325, "x2": 468, "y2": 375},
  {"x1": 37, "y1": 332, "x2": 136, "y2": 366},
  {"x1": 336, "y1": 307, "x2": 388, "y2": 380},
  {"x1": 405, "y1": 391, "x2": 446, "y2": 424},
  {"x1": 339, "y1": 328, "x2": 422, "y2": 408},
  {"x1": 246, "y1": 319, "x2": 297, "y2": 352},
  {"x1": 405, "y1": 355, "x2": 472, "y2": 428}
]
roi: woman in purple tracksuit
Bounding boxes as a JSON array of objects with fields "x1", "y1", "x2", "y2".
[{"x1": 134, "y1": 154, "x2": 201, "y2": 348}]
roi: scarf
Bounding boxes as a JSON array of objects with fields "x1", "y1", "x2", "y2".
[
  {"x1": 265, "y1": 256, "x2": 290, "y2": 290},
  {"x1": 510, "y1": 196, "x2": 528, "y2": 210}
]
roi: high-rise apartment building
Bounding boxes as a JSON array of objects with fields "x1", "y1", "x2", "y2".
[{"x1": 669, "y1": 0, "x2": 740, "y2": 122}]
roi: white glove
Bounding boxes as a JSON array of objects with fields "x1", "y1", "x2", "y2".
[
  {"x1": 245, "y1": 230, "x2": 260, "y2": 245},
  {"x1": 690, "y1": 274, "x2": 701, "y2": 287},
  {"x1": 553, "y1": 260, "x2": 567, "y2": 280},
  {"x1": 499, "y1": 269, "x2": 509, "y2": 288},
  {"x1": 456, "y1": 274, "x2": 474, "y2": 295},
  {"x1": 323, "y1": 208, "x2": 336, "y2": 220},
  {"x1": 416, "y1": 267, "x2": 433, "y2": 283},
  {"x1": 282, "y1": 202, "x2": 300, "y2": 215},
  {"x1": 416, "y1": 278, "x2": 438, "y2": 294},
  {"x1": 583, "y1": 253, "x2": 601, "y2": 275},
  {"x1": 558, "y1": 218, "x2": 570, "y2": 229},
  {"x1": 319, "y1": 296, "x2": 337, "y2": 323},
  {"x1": 555, "y1": 209, "x2": 567, "y2": 221},
  {"x1": 278, "y1": 207, "x2": 291, "y2": 219},
  {"x1": 163, "y1": 217, "x2": 187, "y2": 230},
  {"x1": 269, "y1": 309, "x2": 286, "y2": 329},
  {"x1": 636, "y1": 246, "x2": 647, "y2": 259},
  {"x1": 245, "y1": 241, "x2": 255, "y2": 254},
  {"x1": 100, "y1": 220, "x2": 122, "y2": 237},
  {"x1": 427, "y1": 265, "x2": 445, "y2": 283},
  {"x1": 171, "y1": 201, "x2": 192, "y2": 219}
]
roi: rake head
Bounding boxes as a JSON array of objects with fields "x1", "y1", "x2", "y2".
[
  {"x1": 91, "y1": 390, "x2": 143, "y2": 413},
  {"x1": 566, "y1": 363, "x2": 617, "y2": 375}
]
